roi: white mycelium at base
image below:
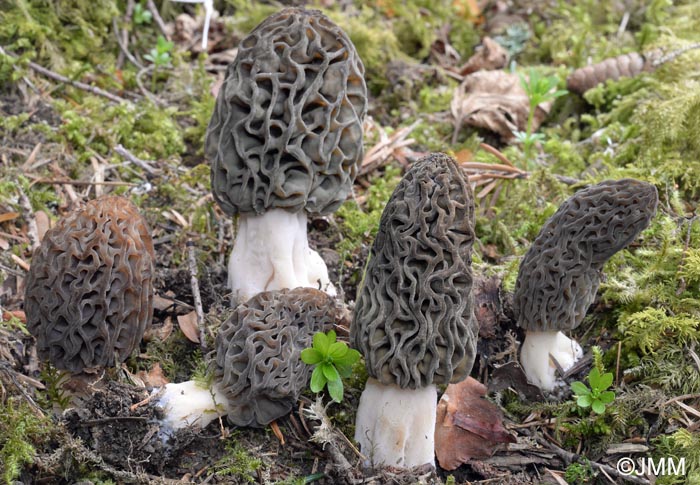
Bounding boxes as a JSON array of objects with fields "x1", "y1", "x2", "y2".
[
  {"x1": 157, "y1": 380, "x2": 230, "y2": 432},
  {"x1": 355, "y1": 378, "x2": 437, "y2": 469},
  {"x1": 520, "y1": 330, "x2": 584, "y2": 390},
  {"x1": 228, "y1": 208, "x2": 335, "y2": 304}
]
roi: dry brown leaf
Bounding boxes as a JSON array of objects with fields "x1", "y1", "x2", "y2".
[
  {"x1": 0, "y1": 237, "x2": 9, "y2": 251},
  {"x1": 143, "y1": 315, "x2": 174, "y2": 342},
  {"x1": 137, "y1": 362, "x2": 169, "y2": 388},
  {"x1": 0, "y1": 212, "x2": 19, "y2": 223},
  {"x1": 34, "y1": 210, "x2": 50, "y2": 241},
  {"x1": 153, "y1": 294, "x2": 175, "y2": 312},
  {"x1": 451, "y1": 70, "x2": 552, "y2": 142},
  {"x1": 435, "y1": 377, "x2": 516, "y2": 470},
  {"x1": 177, "y1": 311, "x2": 200, "y2": 343},
  {"x1": 459, "y1": 37, "x2": 508, "y2": 76}
]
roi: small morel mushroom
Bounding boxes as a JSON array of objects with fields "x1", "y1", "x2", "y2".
[
  {"x1": 158, "y1": 288, "x2": 341, "y2": 431},
  {"x1": 514, "y1": 179, "x2": 658, "y2": 390},
  {"x1": 205, "y1": 8, "x2": 367, "y2": 304},
  {"x1": 351, "y1": 153, "x2": 478, "y2": 469},
  {"x1": 24, "y1": 196, "x2": 154, "y2": 373}
]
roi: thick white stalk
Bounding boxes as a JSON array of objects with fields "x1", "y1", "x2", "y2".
[
  {"x1": 157, "y1": 380, "x2": 230, "y2": 432},
  {"x1": 520, "y1": 330, "x2": 583, "y2": 390},
  {"x1": 355, "y1": 377, "x2": 436, "y2": 469},
  {"x1": 228, "y1": 208, "x2": 335, "y2": 304}
]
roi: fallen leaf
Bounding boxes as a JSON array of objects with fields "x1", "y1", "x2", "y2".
[
  {"x1": 488, "y1": 361, "x2": 544, "y2": 401},
  {"x1": 153, "y1": 294, "x2": 175, "y2": 311},
  {"x1": 177, "y1": 311, "x2": 200, "y2": 343},
  {"x1": 473, "y1": 275, "x2": 501, "y2": 339},
  {"x1": 435, "y1": 377, "x2": 516, "y2": 470},
  {"x1": 0, "y1": 212, "x2": 19, "y2": 223},
  {"x1": 34, "y1": 210, "x2": 50, "y2": 241},
  {"x1": 1, "y1": 310, "x2": 26, "y2": 323},
  {"x1": 459, "y1": 37, "x2": 508, "y2": 76},
  {"x1": 453, "y1": 148, "x2": 473, "y2": 164},
  {"x1": 451, "y1": 70, "x2": 552, "y2": 142},
  {"x1": 143, "y1": 315, "x2": 174, "y2": 342},
  {"x1": 137, "y1": 362, "x2": 169, "y2": 388}
]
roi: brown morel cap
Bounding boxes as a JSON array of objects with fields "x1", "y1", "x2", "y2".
[
  {"x1": 350, "y1": 153, "x2": 478, "y2": 389},
  {"x1": 212, "y1": 287, "x2": 341, "y2": 427},
  {"x1": 514, "y1": 179, "x2": 658, "y2": 332},
  {"x1": 25, "y1": 196, "x2": 154, "y2": 373},
  {"x1": 206, "y1": 8, "x2": 367, "y2": 216}
]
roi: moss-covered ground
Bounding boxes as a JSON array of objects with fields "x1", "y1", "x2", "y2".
[{"x1": 1, "y1": 0, "x2": 700, "y2": 483}]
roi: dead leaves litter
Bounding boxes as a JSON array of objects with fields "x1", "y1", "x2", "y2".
[
  {"x1": 435, "y1": 377, "x2": 516, "y2": 470},
  {"x1": 451, "y1": 70, "x2": 552, "y2": 142}
]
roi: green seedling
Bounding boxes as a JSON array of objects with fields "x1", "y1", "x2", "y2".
[
  {"x1": 571, "y1": 368, "x2": 615, "y2": 414},
  {"x1": 513, "y1": 67, "x2": 567, "y2": 166},
  {"x1": 301, "y1": 330, "x2": 361, "y2": 403},
  {"x1": 144, "y1": 35, "x2": 174, "y2": 92},
  {"x1": 133, "y1": 4, "x2": 153, "y2": 25}
]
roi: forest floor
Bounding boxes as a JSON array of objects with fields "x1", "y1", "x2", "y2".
[{"x1": 1, "y1": 1, "x2": 700, "y2": 484}]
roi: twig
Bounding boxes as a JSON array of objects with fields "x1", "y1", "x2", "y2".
[
  {"x1": 479, "y1": 142, "x2": 515, "y2": 167},
  {"x1": 146, "y1": 0, "x2": 170, "y2": 39},
  {"x1": 113, "y1": 14, "x2": 144, "y2": 70},
  {"x1": 114, "y1": 144, "x2": 160, "y2": 175},
  {"x1": 29, "y1": 178, "x2": 136, "y2": 187},
  {"x1": 187, "y1": 240, "x2": 206, "y2": 352},
  {"x1": 16, "y1": 185, "x2": 40, "y2": 252},
  {"x1": 0, "y1": 47, "x2": 129, "y2": 105},
  {"x1": 535, "y1": 436, "x2": 650, "y2": 485},
  {"x1": 136, "y1": 65, "x2": 164, "y2": 106}
]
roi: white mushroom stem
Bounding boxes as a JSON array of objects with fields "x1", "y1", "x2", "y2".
[
  {"x1": 228, "y1": 208, "x2": 335, "y2": 304},
  {"x1": 520, "y1": 330, "x2": 584, "y2": 390},
  {"x1": 156, "y1": 380, "x2": 230, "y2": 432},
  {"x1": 355, "y1": 377, "x2": 436, "y2": 469}
]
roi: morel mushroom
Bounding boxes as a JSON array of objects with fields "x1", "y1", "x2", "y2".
[
  {"x1": 158, "y1": 287, "x2": 341, "y2": 430},
  {"x1": 514, "y1": 179, "x2": 658, "y2": 390},
  {"x1": 205, "y1": 8, "x2": 367, "y2": 304},
  {"x1": 24, "y1": 196, "x2": 154, "y2": 373},
  {"x1": 351, "y1": 153, "x2": 478, "y2": 469}
]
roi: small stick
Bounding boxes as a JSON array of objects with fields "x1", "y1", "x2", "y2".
[
  {"x1": 270, "y1": 420, "x2": 285, "y2": 445},
  {"x1": 615, "y1": 340, "x2": 622, "y2": 386},
  {"x1": 16, "y1": 185, "x2": 40, "y2": 252},
  {"x1": 29, "y1": 178, "x2": 136, "y2": 187},
  {"x1": 146, "y1": 0, "x2": 170, "y2": 39},
  {"x1": 187, "y1": 240, "x2": 206, "y2": 351},
  {"x1": 479, "y1": 142, "x2": 515, "y2": 167},
  {"x1": 535, "y1": 436, "x2": 650, "y2": 485},
  {"x1": 114, "y1": 144, "x2": 159, "y2": 175},
  {"x1": 113, "y1": 15, "x2": 144, "y2": 70},
  {"x1": 135, "y1": 66, "x2": 164, "y2": 106},
  {"x1": 0, "y1": 47, "x2": 129, "y2": 105}
]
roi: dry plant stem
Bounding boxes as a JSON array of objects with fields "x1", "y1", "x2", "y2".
[
  {"x1": 146, "y1": 0, "x2": 170, "y2": 39},
  {"x1": 136, "y1": 66, "x2": 164, "y2": 106},
  {"x1": 16, "y1": 185, "x2": 40, "y2": 252},
  {"x1": 112, "y1": 16, "x2": 144, "y2": 70},
  {"x1": 187, "y1": 240, "x2": 206, "y2": 352},
  {"x1": 535, "y1": 436, "x2": 650, "y2": 485},
  {"x1": 114, "y1": 144, "x2": 159, "y2": 175},
  {"x1": 28, "y1": 178, "x2": 136, "y2": 187},
  {"x1": 0, "y1": 47, "x2": 129, "y2": 105},
  {"x1": 116, "y1": 0, "x2": 135, "y2": 69}
]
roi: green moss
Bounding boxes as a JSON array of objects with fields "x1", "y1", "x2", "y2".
[
  {"x1": 215, "y1": 434, "x2": 263, "y2": 482},
  {"x1": 654, "y1": 429, "x2": 700, "y2": 485},
  {"x1": 335, "y1": 165, "x2": 401, "y2": 261},
  {"x1": 0, "y1": 398, "x2": 53, "y2": 484}
]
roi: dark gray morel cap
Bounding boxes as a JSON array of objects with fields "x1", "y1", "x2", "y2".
[
  {"x1": 25, "y1": 196, "x2": 154, "y2": 373},
  {"x1": 351, "y1": 153, "x2": 478, "y2": 389},
  {"x1": 213, "y1": 287, "x2": 341, "y2": 427},
  {"x1": 514, "y1": 179, "x2": 658, "y2": 332},
  {"x1": 206, "y1": 8, "x2": 367, "y2": 216}
]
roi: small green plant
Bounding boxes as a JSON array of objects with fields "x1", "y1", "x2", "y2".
[
  {"x1": 301, "y1": 330, "x2": 361, "y2": 403},
  {"x1": 132, "y1": 3, "x2": 152, "y2": 25},
  {"x1": 513, "y1": 68, "x2": 567, "y2": 165},
  {"x1": 215, "y1": 436, "x2": 262, "y2": 482},
  {"x1": 144, "y1": 35, "x2": 173, "y2": 91},
  {"x1": 571, "y1": 368, "x2": 615, "y2": 414},
  {"x1": 564, "y1": 459, "x2": 595, "y2": 484}
]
